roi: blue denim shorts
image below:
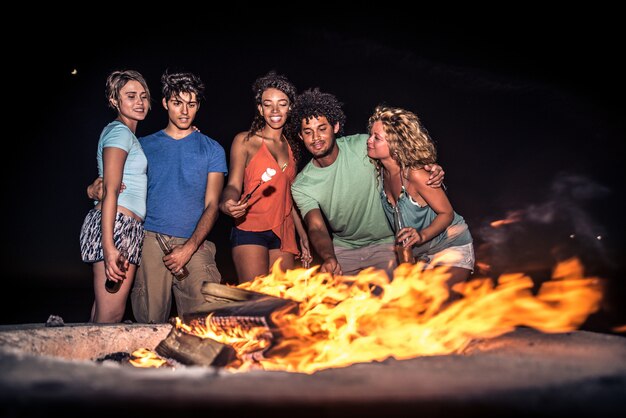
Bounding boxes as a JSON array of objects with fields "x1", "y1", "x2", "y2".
[
  {"x1": 230, "y1": 226, "x2": 281, "y2": 250},
  {"x1": 79, "y1": 209, "x2": 145, "y2": 265}
]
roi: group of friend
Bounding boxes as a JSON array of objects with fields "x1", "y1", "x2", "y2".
[{"x1": 80, "y1": 70, "x2": 474, "y2": 324}]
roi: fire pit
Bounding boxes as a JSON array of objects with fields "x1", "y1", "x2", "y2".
[
  {"x1": 1, "y1": 323, "x2": 625, "y2": 417},
  {"x1": 0, "y1": 322, "x2": 171, "y2": 361},
  {"x1": 2, "y1": 261, "x2": 624, "y2": 417}
]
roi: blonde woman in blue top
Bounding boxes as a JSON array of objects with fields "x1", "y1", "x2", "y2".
[
  {"x1": 367, "y1": 105, "x2": 474, "y2": 289},
  {"x1": 79, "y1": 70, "x2": 150, "y2": 323}
]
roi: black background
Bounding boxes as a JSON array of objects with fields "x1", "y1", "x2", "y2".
[{"x1": 4, "y1": 13, "x2": 624, "y2": 330}]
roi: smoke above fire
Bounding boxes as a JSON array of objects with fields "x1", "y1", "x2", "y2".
[{"x1": 474, "y1": 172, "x2": 613, "y2": 279}]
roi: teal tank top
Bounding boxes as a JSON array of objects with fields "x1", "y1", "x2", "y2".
[{"x1": 379, "y1": 170, "x2": 472, "y2": 258}]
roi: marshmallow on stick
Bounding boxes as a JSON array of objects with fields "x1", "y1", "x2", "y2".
[{"x1": 240, "y1": 168, "x2": 276, "y2": 204}]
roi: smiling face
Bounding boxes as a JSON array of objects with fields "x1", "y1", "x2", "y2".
[
  {"x1": 163, "y1": 91, "x2": 198, "y2": 131},
  {"x1": 112, "y1": 80, "x2": 149, "y2": 122},
  {"x1": 257, "y1": 88, "x2": 290, "y2": 130},
  {"x1": 299, "y1": 115, "x2": 340, "y2": 164}
]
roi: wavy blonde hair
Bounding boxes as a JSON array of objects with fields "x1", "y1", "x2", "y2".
[{"x1": 368, "y1": 105, "x2": 436, "y2": 174}]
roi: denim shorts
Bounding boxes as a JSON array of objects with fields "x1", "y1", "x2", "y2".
[
  {"x1": 79, "y1": 209, "x2": 145, "y2": 265},
  {"x1": 418, "y1": 242, "x2": 475, "y2": 272},
  {"x1": 230, "y1": 226, "x2": 281, "y2": 250}
]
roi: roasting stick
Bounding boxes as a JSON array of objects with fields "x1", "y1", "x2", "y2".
[{"x1": 240, "y1": 168, "x2": 276, "y2": 204}]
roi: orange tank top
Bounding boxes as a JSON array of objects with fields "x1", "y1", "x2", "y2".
[{"x1": 236, "y1": 140, "x2": 298, "y2": 255}]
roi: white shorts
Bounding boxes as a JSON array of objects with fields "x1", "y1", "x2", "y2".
[{"x1": 418, "y1": 242, "x2": 475, "y2": 272}]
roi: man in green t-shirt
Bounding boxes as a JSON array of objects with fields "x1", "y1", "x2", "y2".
[{"x1": 290, "y1": 89, "x2": 444, "y2": 277}]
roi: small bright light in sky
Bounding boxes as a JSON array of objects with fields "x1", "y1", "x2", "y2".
[{"x1": 71, "y1": 69, "x2": 78, "y2": 75}]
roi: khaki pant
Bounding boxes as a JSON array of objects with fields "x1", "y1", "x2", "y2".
[
  {"x1": 334, "y1": 243, "x2": 397, "y2": 278},
  {"x1": 131, "y1": 231, "x2": 221, "y2": 323}
]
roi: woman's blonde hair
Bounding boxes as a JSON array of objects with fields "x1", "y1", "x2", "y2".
[
  {"x1": 105, "y1": 69, "x2": 151, "y2": 111},
  {"x1": 368, "y1": 105, "x2": 436, "y2": 173}
]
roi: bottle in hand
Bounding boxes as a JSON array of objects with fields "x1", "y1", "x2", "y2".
[
  {"x1": 155, "y1": 233, "x2": 189, "y2": 280},
  {"x1": 393, "y1": 205, "x2": 415, "y2": 265},
  {"x1": 105, "y1": 248, "x2": 128, "y2": 294}
]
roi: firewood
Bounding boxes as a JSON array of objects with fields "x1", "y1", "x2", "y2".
[
  {"x1": 155, "y1": 326, "x2": 236, "y2": 367},
  {"x1": 158, "y1": 284, "x2": 299, "y2": 366}
]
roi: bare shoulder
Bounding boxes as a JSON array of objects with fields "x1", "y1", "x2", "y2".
[
  {"x1": 233, "y1": 131, "x2": 251, "y2": 144},
  {"x1": 406, "y1": 167, "x2": 430, "y2": 184},
  {"x1": 231, "y1": 131, "x2": 252, "y2": 152},
  {"x1": 408, "y1": 167, "x2": 439, "y2": 193},
  {"x1": 235, "y1": 131, "x2": 264, "y2": 146},
  {"x1": 231, "y1": 132, "x2": 264, "y2": 167}
]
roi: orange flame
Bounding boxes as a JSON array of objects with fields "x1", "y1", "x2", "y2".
[
  {"x1": 489, "y1": 211, "x2": 522, "y2": 228},
  {"x1": 490, "y1": 219, "x2": 515, "y2": 228},
  {"x1": 129, "y1": 348, "x2": 169, "y2": 368},
  {"x1": 612, "y1": 324, "x2": 626, "y2": 333},
  {"x1": 178, "y1": 316, "x2": 273, "y2": 356},
  {"x1": 177, "y1": 257, "x2": 602, "y2": 374}
]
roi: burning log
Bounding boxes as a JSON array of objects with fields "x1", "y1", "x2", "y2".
[
  {"x1": 155, "y1": 283, "x2": 298, "y2": 367},
  {"x1": 155, "y1": 326, "x2": 235, "y2": 367}
]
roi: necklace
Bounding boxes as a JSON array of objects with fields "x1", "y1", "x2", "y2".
[{"x1": 255, "y1": 132, "x2": 289, "y2": 171}]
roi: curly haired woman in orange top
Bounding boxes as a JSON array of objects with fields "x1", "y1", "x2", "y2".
[{"x1": 219, "y1": 71, "x2": 311, "y2": 282}]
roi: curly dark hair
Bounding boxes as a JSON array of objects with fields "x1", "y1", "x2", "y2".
[
  {"x1": 289, "y1": 88, "x2": 346, "y2": 138},
  {"x1": 248, "y1": 71, "x2": 301, "y2": 163},
  {"x1": 161, "y1": 71, "x2": 205, "y2": 103}
]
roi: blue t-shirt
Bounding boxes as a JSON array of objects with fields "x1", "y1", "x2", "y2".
[
  {"x1": 96, "y1": 121, "x2": 147, "y2": 219},
  {"x1": 140, "y1": 130, "x2": 227, "y2": 238}
]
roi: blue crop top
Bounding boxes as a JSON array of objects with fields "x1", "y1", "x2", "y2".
[{"x1": 96, "y1": 121, "x2": 147, "y2": 219}]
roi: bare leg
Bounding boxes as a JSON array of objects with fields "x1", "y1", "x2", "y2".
[
  {"x1": 91, "y1": 261, "x2": 136, "y2": 323},
  {"x1": 445, "y1": 266, "x2": 472, "y2": 303},
  {"x1": 90, "y1": 301, "x2": 96, "y2": 323},
  {"x1": 269, "y1": 249, "x2": 295, "y2": 272},
  {"x1": 232, "y1": 245, "x2": 270, "y2": 283}
]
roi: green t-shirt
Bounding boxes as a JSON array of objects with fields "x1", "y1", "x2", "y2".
[{"x1": 291, "y1": 134, "x2": 394, "y2": 249}]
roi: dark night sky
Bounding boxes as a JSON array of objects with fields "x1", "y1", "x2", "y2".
[{"x1": 4, "y1": 15, "x2": 625, "y2": 327}]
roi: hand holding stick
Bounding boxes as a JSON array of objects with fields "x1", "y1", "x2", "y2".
[{"x1": 240, "y1": 168, "x2": 276, "y2": 204}]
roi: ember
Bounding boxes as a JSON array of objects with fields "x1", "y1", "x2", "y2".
[
  {"x1": 134, "y1": 257, "x2": 603, "y2": 374},
  {"x1": 129, "y1": 348, "x2": 170, "y2": 368}
]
